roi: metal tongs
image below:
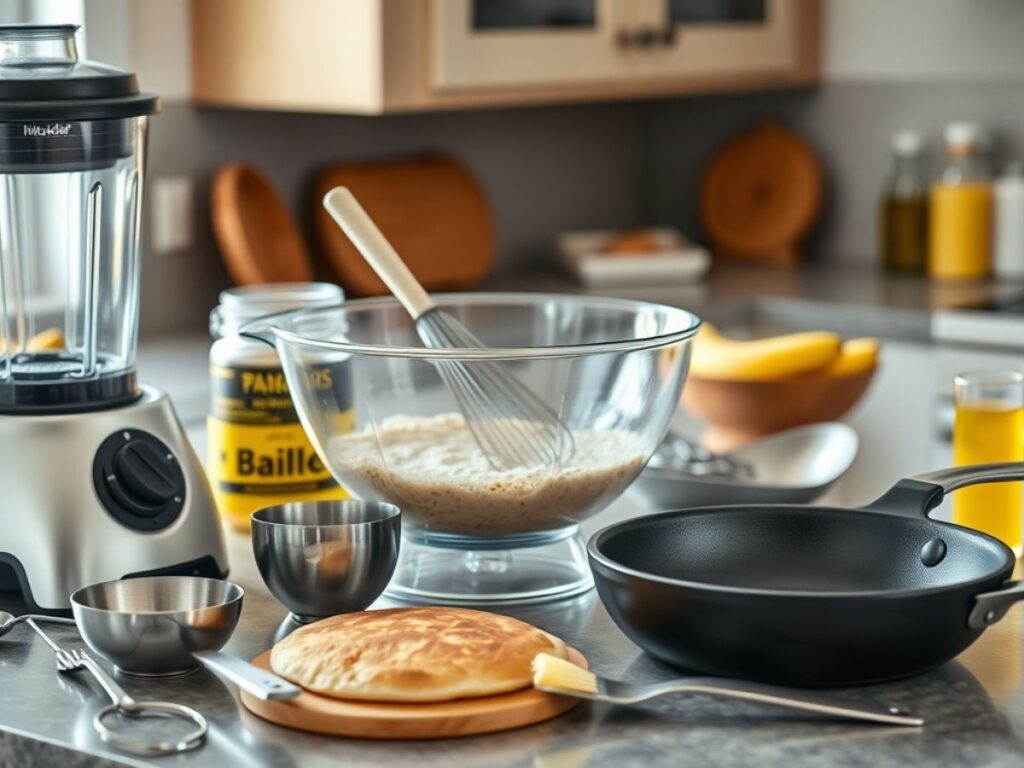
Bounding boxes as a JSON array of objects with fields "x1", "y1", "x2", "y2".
[{"x1": 26, "y1": 619, "x2": 207, "y2": 756}]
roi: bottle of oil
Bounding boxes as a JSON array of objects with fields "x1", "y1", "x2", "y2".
[
  {"x1": 929, "y1": 123, "x2": 993, "y2": 280},
  {"x1": 208, "y1": 284, "x2": 352, "y2": 531},
  {"x1": 880, "y1": 131, "x2": 928, "y2": 274}
]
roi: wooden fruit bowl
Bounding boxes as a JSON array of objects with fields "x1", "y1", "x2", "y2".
[{"x1": 682, "y1": 366, "x2": 877, "y2": 452}]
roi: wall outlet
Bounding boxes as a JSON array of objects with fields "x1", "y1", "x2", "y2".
[{"x1": 151, "y1": 176, "x2": 194, "y2": 255}]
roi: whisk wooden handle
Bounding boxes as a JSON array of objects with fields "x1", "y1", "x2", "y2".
[{"x1": 322, "y1": 187, "x2": 435, "y2": 318}]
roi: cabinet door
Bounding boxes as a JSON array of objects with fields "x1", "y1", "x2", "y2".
[
  {"x1": 635, "y1": 0, "x2": 799, "y2": 78},
  {"x1": 431, "y1": 0, "x2": 642, "y2": 90}
]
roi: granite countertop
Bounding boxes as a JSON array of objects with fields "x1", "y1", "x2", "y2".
[
  {"x1": 5, "y1": 516, "x2": 1024, "y2": 768},
  {"x1": 3, "y1": 265, "x2": 1024, "y2": 766}
]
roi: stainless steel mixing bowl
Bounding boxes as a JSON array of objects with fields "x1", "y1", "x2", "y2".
[
  {"x1": 70, "y1": 576, "x2": 243, "y2": 676},
  {"x1": 251, "y1": 500, "x2": 401, "y2": 622}
]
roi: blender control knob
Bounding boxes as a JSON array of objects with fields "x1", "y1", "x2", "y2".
[
  {"x1": 112, "y1": 440, "x2": 181, "y2": 506},
  {"x1": 93, "y1": 430, "x2": 187, "y2": 530}
]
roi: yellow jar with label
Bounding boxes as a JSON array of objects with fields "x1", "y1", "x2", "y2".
[{"x1": 208, "y1": 284, "x2": 352, "y2": 531}]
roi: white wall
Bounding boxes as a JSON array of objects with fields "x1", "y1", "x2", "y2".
[
  {"x1": 0, "y1": 0, "x2": 84, "y2": 27},
  {"x1": 82, "y1": 0, "x2": 130, "y2": 70},
  {"x1": 127, "y1": 0, "x2": 190, "y2": 99},
  {"x1": 84, "y1": 0, "x2": 190, "y2": 99},
  {"x1": 824, "y1": 0, "x2": 1024, "y2": 82}
]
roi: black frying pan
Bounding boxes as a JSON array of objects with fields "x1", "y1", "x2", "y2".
[{"x1": 589, "y1": 463, "x2": 1024, "y2": 687}]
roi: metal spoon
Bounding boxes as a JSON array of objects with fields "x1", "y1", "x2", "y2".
[{"x1": 0, "y1": 610, "x2": 76, "y2": 637}]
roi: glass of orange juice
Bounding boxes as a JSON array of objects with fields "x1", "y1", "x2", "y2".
[{"x1": 953, "y1": 371, "x2": 1024, "y2": 553}]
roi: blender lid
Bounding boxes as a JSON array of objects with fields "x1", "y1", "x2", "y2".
[{"x1": 0, "y1": 24, "x2": 158, "y2": 120}]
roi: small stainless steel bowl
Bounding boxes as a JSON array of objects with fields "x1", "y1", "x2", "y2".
[
  {"x1": 251, "y1": 500, "x2": 401, "y2": 623},
  {"x1": 70, "y1": 576, "x2": 244, "y2": 676}
]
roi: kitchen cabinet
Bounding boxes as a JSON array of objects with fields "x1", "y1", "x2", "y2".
[{"x1": 191, "y1": 0, "x2": 820, "y2": 115}]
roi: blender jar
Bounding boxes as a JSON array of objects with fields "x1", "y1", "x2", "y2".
[{"x1": 0, "y1": 25, "x2": 157, "y2": 412}]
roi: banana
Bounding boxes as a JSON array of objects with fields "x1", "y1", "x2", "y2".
[
  {"x1": 817, "y1": 337, "x2": 879, "y2": 377},
  {"x1": 690, "y1": 323, "x2": 842, "y2": 380},
  {"x1": 26, "y1": 328, "x2": 65, "y2": 352},
  {"x1": 0, "y1": 328, "x2": 66, "y2": 353}
]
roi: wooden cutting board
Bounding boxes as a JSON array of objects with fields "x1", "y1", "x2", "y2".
[
  {"x1": 312, "y1": 154, "x2": 495, "y2": 296},
  {"x1": 700, "y1": 121, "x2": 824, "y2": 268},
  {"x1": 211, "y1": 163, "x2": 314, "y2": 285},
  {"x1": 240, "y1": 647, "x2": 586, "y2": 740}
]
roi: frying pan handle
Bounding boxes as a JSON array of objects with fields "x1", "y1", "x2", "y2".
[
  {"x1": 969, "y1": 581, "x2": 1024, "y2": 630},
  {"x1": 908, "y1": 463, "x2": 1024, "y2": 493},
  {"x1": 862, "y1": 462, "x2": 1024, "y2": 518}
]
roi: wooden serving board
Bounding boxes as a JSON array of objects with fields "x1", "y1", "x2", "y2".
[
  {"x1": 212, "y1": 163, "x2": 314, "y2": 285},
  {"x1": 700, "y1": 121, "x2": 824, "y2": 269},
  {"x1": 240, "y1": 647, "x2": 586, "y2": 740},
  {"x1": 311, "y1": 154, "x2": 495, "y2": 296}
]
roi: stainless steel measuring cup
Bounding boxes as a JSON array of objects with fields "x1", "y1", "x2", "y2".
[{"x1": 70, "y1": 575, "x2": 298, "y2": 699}]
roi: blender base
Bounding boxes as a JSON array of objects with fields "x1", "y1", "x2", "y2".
[
  {"x1": 0, "y1": 386, "x2": 227, "y2": 611},
  {"x1": 385, "y1": 527, "x2": 593, "y2": 605}
]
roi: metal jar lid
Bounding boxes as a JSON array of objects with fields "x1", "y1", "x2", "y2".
[{"x1": 211, "y1": 283, "x2": 346, "y2": 339}]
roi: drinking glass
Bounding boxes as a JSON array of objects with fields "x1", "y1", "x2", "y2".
[{"x1": 953, "y1": 370, "x2": 1024, "y2": 553}]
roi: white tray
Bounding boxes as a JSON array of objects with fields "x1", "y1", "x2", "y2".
[{"x1": 558, "y1": 228, "x2": 710, "y2": 288}]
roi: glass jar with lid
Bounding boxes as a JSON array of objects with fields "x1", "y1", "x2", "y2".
[{"x1": 208, "y1": 283, "x2": 352, "y2": 531}]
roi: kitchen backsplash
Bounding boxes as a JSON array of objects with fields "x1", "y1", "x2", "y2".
[
  {"x1": 651, "y1": 81, "x2": 1024, "y2": 268},
  {"x1": 141, "y1": 101, "x2": 650, "y2": 334},
  {"x1": 143, "y1": 80, "x2": 1024, "y2": 333}
]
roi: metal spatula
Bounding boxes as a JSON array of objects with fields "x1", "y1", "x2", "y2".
[
  {"x1": 532, "y1": 654, "x2": 923, "y2": 727},
  {"x1": 323, "y1": 186, "x2": 574, "y2": 469}
]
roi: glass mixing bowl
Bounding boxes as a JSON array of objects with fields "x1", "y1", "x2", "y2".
[{"x1": 244, "y1": 293, "x2": 699, "y2": 604}]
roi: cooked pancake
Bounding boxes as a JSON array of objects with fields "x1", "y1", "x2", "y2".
[{"x1": 270, "y1": 606, "x2": 568, "y2": 703}]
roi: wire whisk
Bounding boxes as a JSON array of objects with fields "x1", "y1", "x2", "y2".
[{"x1": 323, "y1": 187, "x2": 574, "y2": 469}]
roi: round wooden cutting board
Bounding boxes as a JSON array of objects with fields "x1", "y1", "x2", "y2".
[
  {"x1": 240, "y1": 647, "x2": 586, "y2": 740},
  {"x1": 700, "y1": 121, "x2": 824, "y2": 268}
]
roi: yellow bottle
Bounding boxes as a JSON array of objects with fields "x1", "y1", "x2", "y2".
[
  {"x1": 208, "y1": 285, "x2": 352, "y2": 532},
  {"x1": 953, "y1": 372, "x2": 1024, "y2": 553},
  {"x1": 929, "y1": 123, "x2": 992, "y2": 280}
]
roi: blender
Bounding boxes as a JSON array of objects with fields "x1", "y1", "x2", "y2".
[{"x1": 0, "y1": 25, "x2": 226, "y2": 612}]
